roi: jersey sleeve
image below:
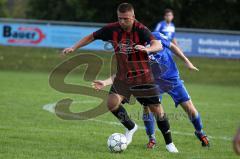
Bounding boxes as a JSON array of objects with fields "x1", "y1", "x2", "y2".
[
  {"x1": 159, "y1": 36, "x2": 171, "y2": 49},
  {"x1": 154, "y1": 22, "x2": 162, "y2": 32},
  {"x1": 152, "y1": 32, "x2": 171, "y2": 49},
  {"x1": 92, "y1": 25, "x2": 111, "y2": 41},
  {"x1": 171, "y1": 23, "x2": 176, "y2": 39},
  {"x1": 140, "y1": 26, "x2": 155, "y2": 44},
  {"x1": 172, "y1": 24, "x2": 176, "y2": 39},
  {"x1": 172, "y1": 32, "x2": 175, "y2": 39}
]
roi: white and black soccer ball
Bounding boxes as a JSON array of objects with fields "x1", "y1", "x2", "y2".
[{"x1": 107, "y1": 133, "x2": 128, "y2": 153}]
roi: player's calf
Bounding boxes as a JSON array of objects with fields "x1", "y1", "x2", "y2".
[
  {"x1": 181, "y1": 101, "x2": 210, "y2": 147},
  {"x1": 142, "y1": 107, "x2": 156, "y2": 145},
  {"x1": 142, "y1": 110, "x2": 156, "y2": 148},
  {"x1": 108, "y1": 93, "x2": 136, "y2": 134},
  {"x1": 148, "y1": 105, "x2": 178, "y2": 152}
]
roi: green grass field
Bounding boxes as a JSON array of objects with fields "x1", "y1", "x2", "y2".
[{"x1": 0, "y1": 46, "x2": 240, "y2": 159}]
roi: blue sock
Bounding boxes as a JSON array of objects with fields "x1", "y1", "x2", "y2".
[
  {"x1": 143, "y1": 112, "x2": 155, "y2": 140},
  {"x1": 191, "y1": 113, "x2": 203, "y2": 132}
]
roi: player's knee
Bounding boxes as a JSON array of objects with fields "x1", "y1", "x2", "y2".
[
  {"x1": 107, "y1": 95, "x2": 121, "y2": 111},
  {"x1": 188, "y1": 107, "x2": 198, "y2": 119},
  {"x1": 107, "y1": 101, "x2": 118, "y2": 111},
  {"x1": 148, "y1": 104, "x2": 165, "y2": 119},
  {"x1": 181, "y1": 101, "x2": 198, "y2": 117},
  {"x1": 155, "y1": 113, "x2": 167, "y2": 121}
]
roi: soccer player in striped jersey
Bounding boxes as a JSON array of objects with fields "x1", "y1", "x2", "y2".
[
  {"x1": 62, "y1": 3, "x2": 178, "y2": 153},
  {"x1": 92, "y1": 32, "x2": 210, "y2": 151}
]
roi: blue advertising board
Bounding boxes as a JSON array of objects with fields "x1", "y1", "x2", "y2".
[
  {"x1": 0, "y1": 22, "x2": 240, "y2": 58},
  {"x1": 176, "y1": 32, "x2": 240, "y2": 59},
  {"x1": 0, "y1": 22, "x2": 106, "y2": 50}
]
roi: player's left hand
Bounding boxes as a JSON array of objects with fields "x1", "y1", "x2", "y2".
[
  {"x1": 91, "y1": 80, "x2": 106, "y2": 91},
  {"x1": 185, "y1": 61, "x2": 199, "y2": 71},
  {"x1": 134, "y1": 45, "x2": 148, "y2": 53},
  {"x1": 233, "y1": 128, "x2": 240, "y2": 155}
]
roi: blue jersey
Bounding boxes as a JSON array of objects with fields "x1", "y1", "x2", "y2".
[
  {"x1": 149, "y1": 32, "x2": 179, "y2": 80},
  {"x1": 154, "y1": 20, "x2": 175, "y2": 41}
]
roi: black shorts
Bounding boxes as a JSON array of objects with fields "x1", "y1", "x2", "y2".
[{"x1": 109, "y1": 79, "x2": 161, "y2": 106}]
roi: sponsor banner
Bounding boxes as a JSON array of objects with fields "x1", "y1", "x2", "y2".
[
  {"x1": 176, "y1": 32, "x2": 240, "y2": 58},
  {"x1": 0, "y1": 22, "x2": 240, "y2": 58},
  {"x1": 0, "y1": 23, "x2": 106, "y2": 50}
]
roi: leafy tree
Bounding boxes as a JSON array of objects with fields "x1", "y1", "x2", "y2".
[
  {"x1": 26, "y1": 0, "x2": 92, "y2": 21},
  {"x1": 25, "y1": 0, "x2": 240, "y2": 30},
  {"x1": 0, "y1": 0, "x2": 7, "y2": 17}
]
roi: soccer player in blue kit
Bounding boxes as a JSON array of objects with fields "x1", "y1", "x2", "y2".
[
  {"x1": 142, "y1": 32, "x2": 210, "y2": 149},
  {"x1": 92, "y1": 31, "x2": 209, "y2": 152},
  {"x1": 154, "y1": 9, "x2": 178, "y2": 45},
  {"x1": 151, "y1": 8, "x2": 209, "y2": 149}
]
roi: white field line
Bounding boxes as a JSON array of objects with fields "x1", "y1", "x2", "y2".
[{"x1": 42, "y1": 102, "x2": 232, "y2": 141}]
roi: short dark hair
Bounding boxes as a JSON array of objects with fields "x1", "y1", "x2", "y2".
[
  {"x1": 117, "y1": 3, "x2": 134, "y2": 13},
  {"x1": 164, "y1": 8, "x2": 174, "y2": 15}
]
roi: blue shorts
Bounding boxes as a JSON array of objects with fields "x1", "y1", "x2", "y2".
[{"x1": 155, "y1": 78, "x2": 190, "y2": 107}]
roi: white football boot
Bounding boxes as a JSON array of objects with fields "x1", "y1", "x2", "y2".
[
  {"x1": 125, "y1": 124, "x2": 138, "y2": 145},
  {"x1": 166, "y1": 142, "x2": 179, "y2": 153}
]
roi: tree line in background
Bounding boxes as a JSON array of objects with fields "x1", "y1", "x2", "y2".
[{"x1": 0, "y1": 0, "x2": 240, "y2": 30}]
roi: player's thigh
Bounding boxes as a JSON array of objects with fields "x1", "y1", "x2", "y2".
[
  {"x1": 131, "y1": 83, "x2": 160, "y2": 106},
  {"x1": 131, "y1": 83, "x2": 165, "y2": 116},
  {"x1": 108, "y1": 80, "x2": 131, "y2": 111},
  {"x1": 168, "y1": 82, "x2": 190, "y2": 107},
  {"x1": 142, "y1": 103, "x2": 164, "y2": 114}
]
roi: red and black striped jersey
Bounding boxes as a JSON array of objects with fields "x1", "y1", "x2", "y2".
[{"x1": 93, "y1": 20, "x2": 155, "y2": 85}]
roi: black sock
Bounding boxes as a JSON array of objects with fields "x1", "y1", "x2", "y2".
[
  {"x1": 155, "y1": 114, "x2": 172, "y2": 145},
  {"x1": 111, "y1": 105, "x2": 135, "y2": 130}
]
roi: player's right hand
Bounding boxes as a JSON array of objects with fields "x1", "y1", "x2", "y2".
[
  {"x1": 91, "y1": 80, "x2": 106, "y2": 91},
  {"x1": 185, "y1": 61, "x2": 199, "y2": 71},
  {"x1": 134, "y1": 45, "x2": 148, "y2": 53},
  {"x1": 61, "y1": 47, "x2": 74, "y2": 57}
]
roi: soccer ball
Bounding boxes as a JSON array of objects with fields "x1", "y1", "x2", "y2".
[{"x1": 107, "y1": 133, "x2": 128, "y2": 153}]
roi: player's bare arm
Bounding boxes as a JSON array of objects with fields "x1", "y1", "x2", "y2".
[
  {"x1": 135, "y1": 40, "x2": 162, "y2": 54},
  {"x1": 92, "y1": 74, "x2": 115, "y2": 91},
  {"x1": 170, "y1": 42, "x2": 199, "y2": 71},
  {"x1": 62, "y1": 34, "x2": 95, "y2": 56},
  {"x1": 172, "y1": 38, "x2": 178, "y2": 46}
]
